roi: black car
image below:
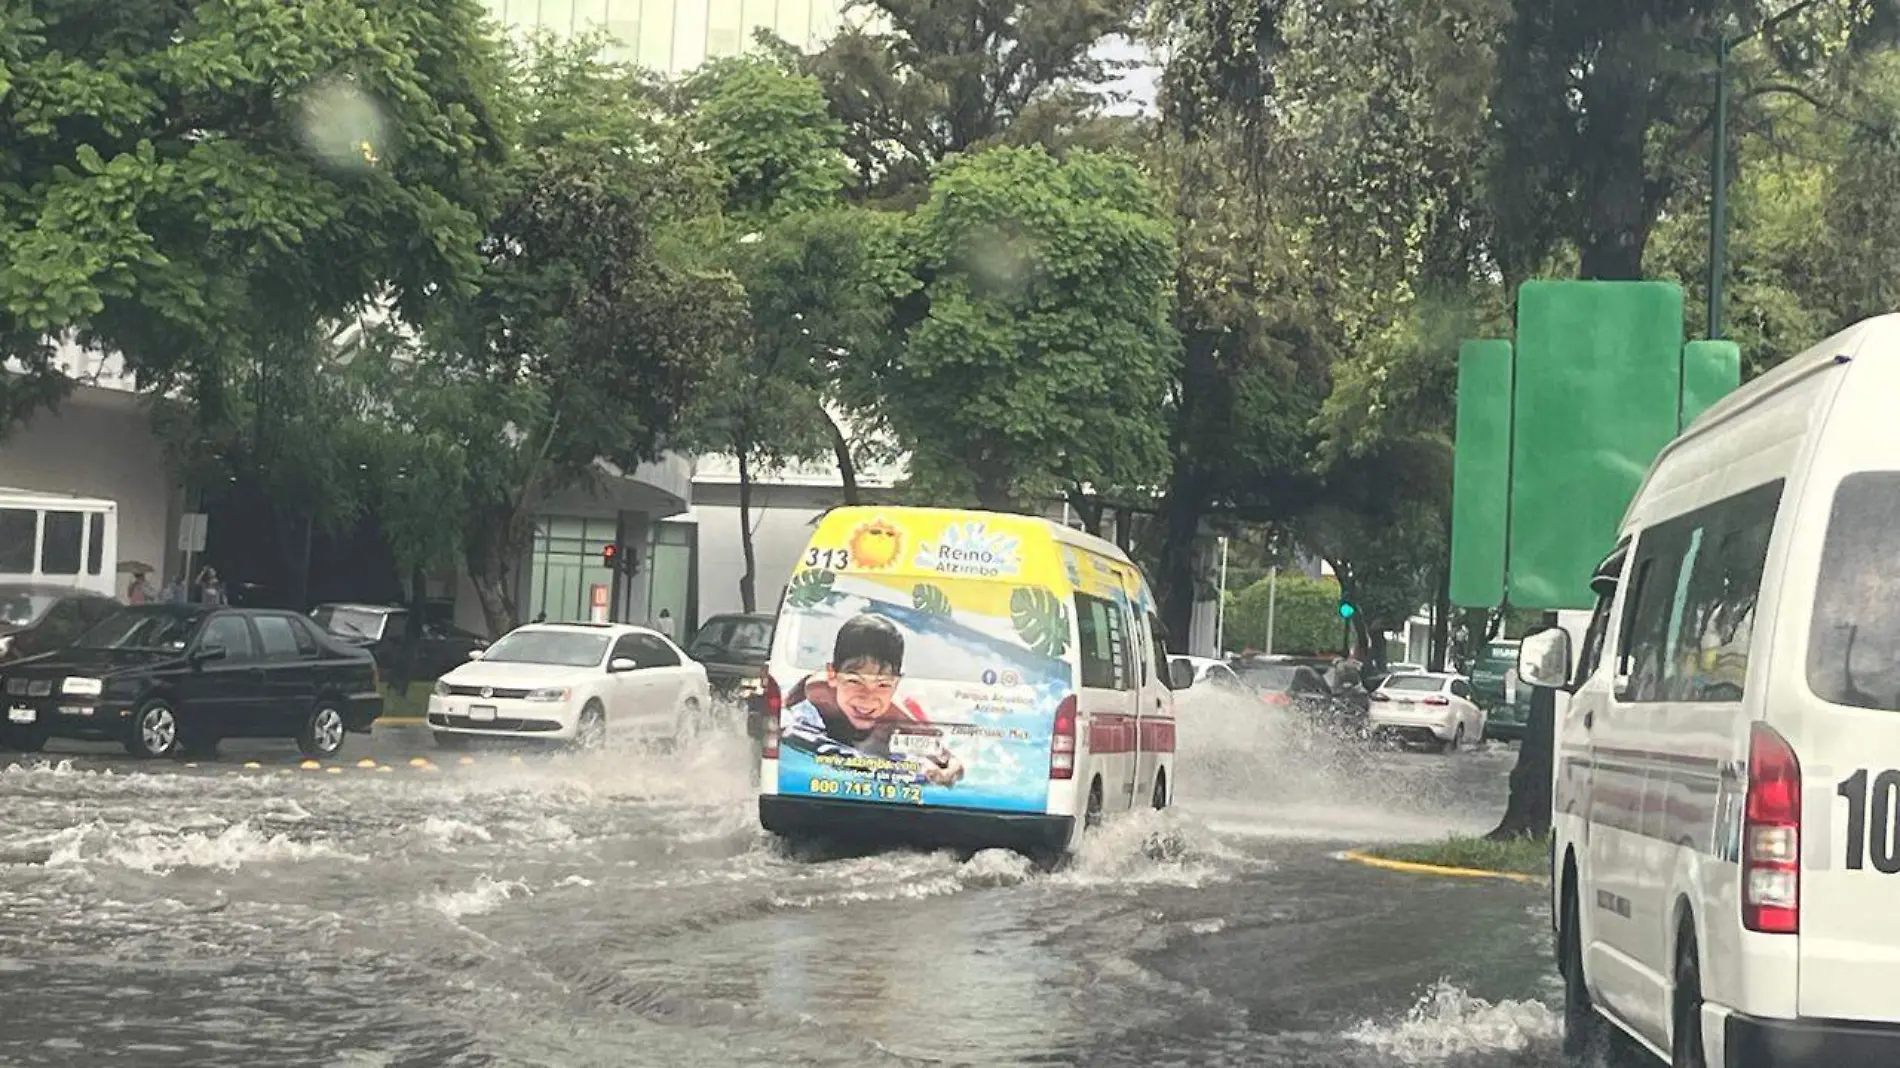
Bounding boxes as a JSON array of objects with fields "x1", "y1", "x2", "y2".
[
  {"x1": 0, "y1": 584, "x2": 121, "y2": 664},
  {"x1": 1231, "y1": 659, "x2": 1369, "y2": 738},
  {"x1": 0, "y1": 605, "x2": 383, "y2": 759},
  {"x1": 686, "y1": 613, "x2": 773, "y2": 697},
  {"x1": 310, "y1": 602, "x2": 488, "y2": 683}
]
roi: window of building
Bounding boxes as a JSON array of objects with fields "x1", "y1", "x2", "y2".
[
  {"x1": 0, "y1": 509, "x2": 36, "y2": 573},
  {"x1": 40, "y1": 511, "x2": 83, "y2": 576},
  {"x1": 1617, "y1": 480, "x2": 1783, "y2": 704},
  {"x1": 1074, "y1": 593, "x2": 1130, "y2": 691}
]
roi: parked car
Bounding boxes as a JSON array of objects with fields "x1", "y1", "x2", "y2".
[
  {"x1": 1369, "y1": 672, "x2": 1486, "y2": 752},
  {"x1": 426, "y1": 622, "x2": 710, "y2": 750},
  {"x1": 0, "y1": 583, "x2": 121, "y2": 664},
  {"x1": 1230, "y1": 658, "x2": 1368, "y2": 737},
  {"x1": 0, "y1": 605, "x2": 383, "y2": 758},
  {"x1": 310, "y1": 602, "x2": 488, "y2": 683}
]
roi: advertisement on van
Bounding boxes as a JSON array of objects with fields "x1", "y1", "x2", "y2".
[{"x1": 771, "y1": 515, "x2": 1077, "y2": 813}]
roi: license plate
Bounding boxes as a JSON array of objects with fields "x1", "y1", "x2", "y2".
[
  {"x1": 889, "y1": 731, "x2": 942, "y2": 756},
  {"x1": 7, "y1": 706, "x2": 34, "y2": 724},
  {"x1": 468, "y1": 705, "x2": 497, "y2": 723}
]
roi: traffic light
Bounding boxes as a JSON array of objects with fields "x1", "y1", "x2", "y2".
[{"x1": 1338, "y1": 600, "x2": 1357, "y2": 620}]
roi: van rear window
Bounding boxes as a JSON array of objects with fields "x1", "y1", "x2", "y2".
[{"x1": 1810, "y1": 472, "x2": 1900, "y2": 711}]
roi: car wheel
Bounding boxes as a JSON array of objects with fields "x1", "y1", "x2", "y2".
[
  {"x1": 1673, "y1": 923, "x2": 1708, "y2": 1068},
  {"x1": 127, "y1": 701, "x2": 180, "y2": 759},
  {"x1": 298, "y1": 703, "x2": 347, "y2": 759},
  {"x1": 1085, "y1": 778, "x2": 1105, "y2": 830},
  {"x1": 574, "y1": 701, "x2": 607, "y2": 751},
  {"x1": 1151, "y1": 770, "x2": 1168, "y2": 810}
]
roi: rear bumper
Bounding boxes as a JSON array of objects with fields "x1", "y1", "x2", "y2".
[
  {"x1": 759, "y1": 795, "x2": 1074, "y2": 854},
  {"x1": 1726, "y1": 1012, "x2": 1900, "y2": 1066}
]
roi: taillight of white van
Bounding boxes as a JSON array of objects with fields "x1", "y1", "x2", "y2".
[
  {"x1": 761, "y1": 671, "x2": 783, "y2": 760},
  {"x1": 1050, "y1": 695, "x2": 1077, "y2": 780},
  {"x1": 1743, "y1": 721, "x2": 1801, "y2": 934}
]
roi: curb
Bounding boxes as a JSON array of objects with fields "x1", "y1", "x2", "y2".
[{"x1": 1339, "y1": 849, "x2": 1546, "y2": 886}]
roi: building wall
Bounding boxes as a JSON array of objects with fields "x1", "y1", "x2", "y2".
[{"x1": 0, "y1": 388, "x2": 180, "y2": 590}]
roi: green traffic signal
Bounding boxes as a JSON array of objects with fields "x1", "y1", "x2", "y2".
[{"x1": 1338, "y1": 601, "x2": 1357, "y2": 619}]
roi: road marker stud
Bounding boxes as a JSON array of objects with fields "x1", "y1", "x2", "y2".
[
  {"x1": 1339, "y1": 849, "x2": 1545, "y2": 885},
  {"x1": 356, "y1": 758, "x2": 377, "y2": 769},
  {"x1": 408, "y1": 757, "x2": 430, "y2": 768},
  {"x1": 243, "y1": 762, "x2": 263, "y2": 770},
  {"x1": 300, "y1": 760, "x2": 322, "y2": 770}
]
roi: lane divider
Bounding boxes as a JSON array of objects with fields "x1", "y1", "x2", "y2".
[{"x1": 1339, "y1": 849, "x2": 1546, "y2": 885}]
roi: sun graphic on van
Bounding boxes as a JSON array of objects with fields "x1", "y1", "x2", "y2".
[{"x1": 848, "y1": 520, "x2": 905, "y2": 569}]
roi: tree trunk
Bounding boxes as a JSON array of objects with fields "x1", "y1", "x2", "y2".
[
  {"x1": 823, "y1": 411, "x2": 861, "y2": 506},
  {"x1": 1489, "y1": 610, "x2": 1558, "y2": 840},
  {"x1": 1157, "y1": 480, "x2": 1204, "y2": 642},
  {"x1": 738, "y1": 450, "x2": 758, "y2": 613}
]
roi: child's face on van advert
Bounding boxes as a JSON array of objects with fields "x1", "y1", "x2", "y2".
[{"x1": 827, "y1": 658, "x2": 900, "y2": 729}]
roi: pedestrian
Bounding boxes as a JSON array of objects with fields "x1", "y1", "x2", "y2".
[{"x1": 125, "y1": 570, "x2": 152, "y2": 606}]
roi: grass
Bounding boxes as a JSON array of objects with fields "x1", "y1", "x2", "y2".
[
  {"x1": 380, "y1": 683, "x2": 431, "y2": 721},
  {"x1": 1366, "y1": 833, "x2": 1551, "y2": 876}
]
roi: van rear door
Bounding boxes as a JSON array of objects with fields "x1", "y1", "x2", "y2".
[{"x1": 1791, "y1": 469, "x2": 1900, "y2": 1022}]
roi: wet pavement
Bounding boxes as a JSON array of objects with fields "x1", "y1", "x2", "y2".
[{"x1": 0, "y1": 706, "x2": 1572, "y2": 1067}]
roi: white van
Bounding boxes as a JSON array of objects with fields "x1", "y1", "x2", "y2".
[
  {"x1": 1519, "y1": 315, "x2": 1900, "y2": 1066},
  {"x1": 0, "y1": 489, "x2": 118, "y2": 597},
  {"x1": 757, "y1": 506, "x2": 1182, "y2": 859}
]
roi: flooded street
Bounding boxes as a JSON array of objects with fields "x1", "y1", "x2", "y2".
[{"x1": 0, "y1": 710, "x2": 1568, "y2": 1067}]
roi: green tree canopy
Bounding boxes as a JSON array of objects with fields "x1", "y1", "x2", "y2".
[{"x1": 0, "y1": 0, "x2": 507, "y2": 428}]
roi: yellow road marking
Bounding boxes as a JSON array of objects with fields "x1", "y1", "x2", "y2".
[{"x1": 1340, "y1": 849, "x2": 1546, "y2": 885}]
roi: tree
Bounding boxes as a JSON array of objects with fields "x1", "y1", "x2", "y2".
[
  {"x1": 863, "y1": 146, "x2": 1177, "y2": 512},
  {"x1": 361, "y1": 39, "x2": 745, "y2": 636},
  {"x1": 0, "y1": 0, "x2": 506, "y2": 430}
]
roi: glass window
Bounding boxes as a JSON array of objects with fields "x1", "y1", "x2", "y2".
[
  {"x1": 200, "y1": 614, "x2": 258, "y2": 662},
  {"x1": 37, "y1": 511, "x2": 83, "y2": 575},
  {"x1": 1808, "y1": 472, "x2": 1900, "y2": 710},
  {"x1": 0, "y1": 510, "x2": 34, "y2": 573},
  {"x1": 255, "y1": 615, "x2": 304, "y2": 660},
  {"x1": 1074, "y1": 593, "x2": 1129, "y2": 691},
  {"x1": 86, "y1": 513, "x2": 104, "y2": 575},
  {"x1": 630, "y1": 632, "x2": 681, "y2": 668},
  {"x1": 483, "y1": 628, "x2": 611, "y2": 667}
]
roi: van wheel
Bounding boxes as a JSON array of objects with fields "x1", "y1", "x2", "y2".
[
  {"x1": 1151, "y1": 770, "x2": 1168, "y2": 810},
  {"x1": 1085, "y1": 779, "x2": 1104, "y2": 830},
  {"x1": 1673, "y1": 924, "x2": 1708, "y2": 1068}
]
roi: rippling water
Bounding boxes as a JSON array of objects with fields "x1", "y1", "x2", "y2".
[{"x1": 0, "y1": 699, "x2": 1569, "y2": 1067}]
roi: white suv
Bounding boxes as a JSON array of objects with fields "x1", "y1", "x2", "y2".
[{"x1": 426, "y1": 622, "x2": 709, "y2": 748}]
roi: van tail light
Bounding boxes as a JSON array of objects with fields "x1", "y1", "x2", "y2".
[
  {"x1": 761, "y1": 671, "x2": 783, "y2": 759},
  {"x1": 1051, "y1": 695, "x2": 1077, "y2": 780},
  {"x1": 1743, "y1": 722, "x2": 1801, "y2": 935},
  {"x1": 1423, "y1": 695, "x2": 1450, "y2": 707}
]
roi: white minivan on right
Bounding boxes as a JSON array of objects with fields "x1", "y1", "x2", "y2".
[{"x1": 1520, "y1": 314, "x2": 1900, "y2": 1067}]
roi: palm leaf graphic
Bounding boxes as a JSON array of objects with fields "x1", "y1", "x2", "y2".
[
  {"x1": 785, "y1": 569, "x2": 837, "y2": 609},
  {"x1": 912, "y1": 583, "x2": 953, "y2": 617},
  {"x1": 1010, "y1": 587, "x2": 1070, "y2": 658}
]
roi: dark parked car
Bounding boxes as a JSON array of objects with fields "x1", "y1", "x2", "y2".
[
  {"x1": 310, "y1": 602, "x2": 487, "y2": 683},
  {"x1": 0, "y1": 605, "x2": 383, "y2": 759},
  {"x1": 0, "y1": 584, "x2": 121, "y2": 664},
  {"x1": 1231, "y1": 658, "x2": 1369, "y2": 738}
]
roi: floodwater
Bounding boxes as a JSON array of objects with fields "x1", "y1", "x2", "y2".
[{"x1": 0, "y1": 700, "x2": 1576, "y2": 1067}]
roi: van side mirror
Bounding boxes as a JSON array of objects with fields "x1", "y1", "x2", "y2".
[
  {"x1": 1518, "y1": 627, "x2": 1573, "y2": 690},
  {"x1": 1168, "y1": 660, "x2": 1195, "y2": 691}
]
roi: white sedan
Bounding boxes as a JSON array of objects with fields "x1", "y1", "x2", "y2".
[
  {"x1": 1369, "y1": 672, "x2": 1486, "y2": 752},
  {"x1": 426, "y1": 622, "x2": 709, "y2": 749}
]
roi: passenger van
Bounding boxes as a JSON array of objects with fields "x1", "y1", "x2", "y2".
[
  {"x1": 1519, "y1": 315, "x2": 1900, "y2": 1066},
  {"x1": 0, "y1": 489, "x2": 118, "y2": 597},
  {"x1": 757, "y1": 507, "x2": 1182, "y2": 858}
]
